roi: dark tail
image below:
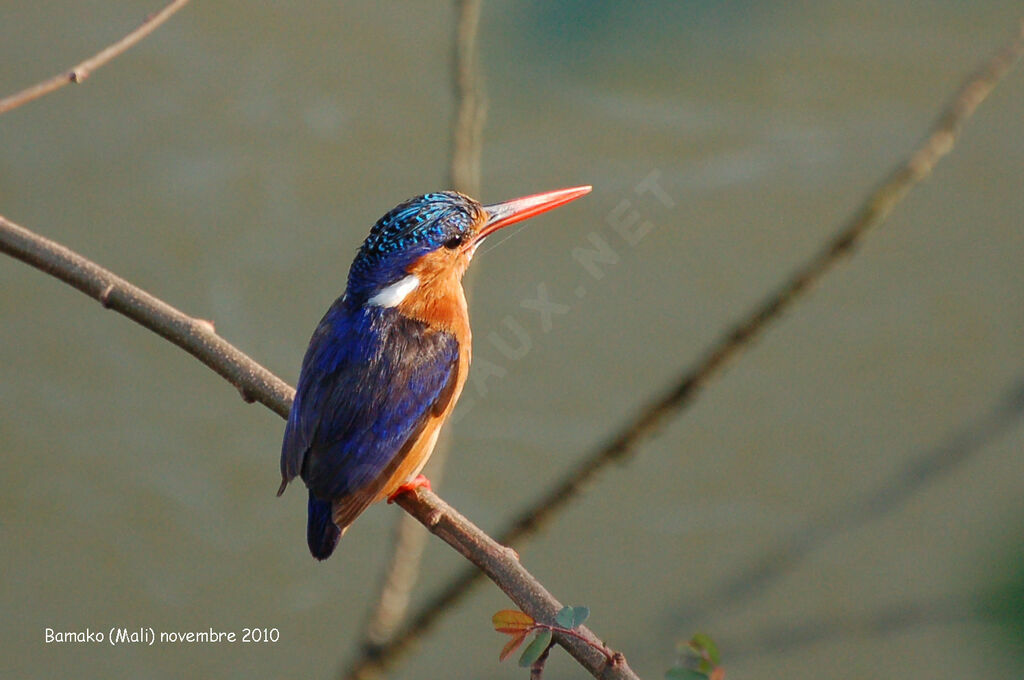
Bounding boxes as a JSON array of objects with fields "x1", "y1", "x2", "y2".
[{"x1": 307, "y1": 491, "x2": 341, "y2": 560}]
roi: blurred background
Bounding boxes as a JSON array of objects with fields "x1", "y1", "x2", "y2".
[{"x1": 1, "y1": 1, "x2": 1022, "y2": 678}]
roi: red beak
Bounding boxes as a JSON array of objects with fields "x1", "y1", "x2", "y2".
[{"x1": 473, "y1": 185, "x2": 592, "y2": 245}]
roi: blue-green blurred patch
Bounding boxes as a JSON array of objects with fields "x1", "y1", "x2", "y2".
[{"x1": 978, "y1": 519, "x2": 1024, "y2": 671}]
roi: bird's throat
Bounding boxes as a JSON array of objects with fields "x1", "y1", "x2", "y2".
[
  {"x1": 396, "y1": 277, "x2": 469, "y2": 337},
  {"x1": 394, "y1": 252, "x2": 471, "y2": 339}
]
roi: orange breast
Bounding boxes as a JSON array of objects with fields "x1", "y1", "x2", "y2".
[
  {"x1": 331, "y1": 249, "x2": 473, "y2": 532},
  {"x1": 379, "y1": 247, "x2": 474, "y2": 497}
]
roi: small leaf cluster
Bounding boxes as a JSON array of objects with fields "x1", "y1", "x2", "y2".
[
  {"x1": 492, "y1": 605, "x2": 591, "y2": 668},
  {"x1": 665, "y1": 633, "x2": 724, "y2": 680}
]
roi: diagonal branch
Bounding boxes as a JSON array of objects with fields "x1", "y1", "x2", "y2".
[
  {"x1": 0, "y1": 214, "x2": 293, "y2": 417},
  {"x1": 339, "y1": 19, "x2": 1024, "y2": 679},
  {"x1": 0, "y1": 0, "x2": 192, "y2": 115},
  {"x1": 394, "y1": 488, "x2": 633, "y2": 680},
  {"x1": 675, "y1": 376, "x2": 1024, "y2": 627},
  {"x1": 0, "y1": 213, "x2": 640, "y2": 680},
  {"x1": 482, "y1": 14, "x2": 1024, "y2": 561},
  {"x1": 726, "y1": 594, "x2": 978, "y2": 662}
]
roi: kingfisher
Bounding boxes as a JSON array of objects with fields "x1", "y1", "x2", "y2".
[{"x1": 277, "y1": 185, "x2": 591, "y2": 560}]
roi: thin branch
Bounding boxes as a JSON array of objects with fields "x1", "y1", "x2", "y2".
[
  {"x1": 0, "y1": 212, "x2": 639, "y2": 680},
  {"x1": 393, "y1": 487, "x2": 633, "y2": 680},
  {"x1": 358, "y1": 0, "x2": 488, "y2": 660},
  {"x1": 0, "y1": 0, "x2": 192, "y2": 115},
  {"x1": 726, "y1": 595, "x2": 977, "y2": 661},
  {"x1": 0, "y1": 214, "x2": 293, "y2": 417},
  {"x1": 338, "y1": 20, "x2": 1024, "y2": 678},
  {"x1": 673, "y1": 376, "x2": 1024, "y2": 627},
  {"x1": 531, "y1": 642, "x2": 554, "y2": 680},
  {"x1": 448, "y1": 0, "x2": 487, "y2": 198},
  {"x1": 360, "y1": 495, "x2": 435, "y2": 650}
]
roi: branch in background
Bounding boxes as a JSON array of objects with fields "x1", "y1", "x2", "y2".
[
  {"x1": 0, "y1": 212, "x2": 639, "y2": 680},
  {"x1": 359, "y1": 0, "x2": 488, "y2": 660},
  {"x1": 0, "y1": 0, "x2": 192, "y2": 115},
  {"x1": 360, "y1": 500, "x2": 435, "y2": 650},
  {"x1": 672, "y1": 377, "x2": 1024, "y2": 628},
  {"x1": 448, "y1": 0, "x2": 487, "y2": 198},
  {"x1": 726, "y1": 595, "x2": 977, "y2": 662},
  {"x1": 339, "y1": 20, "x2": 1024, "y2": 679}
]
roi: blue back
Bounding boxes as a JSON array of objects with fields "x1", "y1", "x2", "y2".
[{"x1": 280, "y1": 297, "x2": 459, "y2": 501}]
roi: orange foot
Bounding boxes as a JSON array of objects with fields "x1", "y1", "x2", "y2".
[{"x1": 387, "y1": 474, "x2": 432, "y2": 504}]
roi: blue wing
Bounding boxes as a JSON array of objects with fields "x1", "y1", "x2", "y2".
[{"x1": 279, "y1": 297, "x2": 459, "y2": 512}]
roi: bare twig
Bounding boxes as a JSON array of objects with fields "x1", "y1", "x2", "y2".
[
  {"x1": 358, "y1": 0, "x2": 488, "y2": 660},
  {"x1": 674, "y1": 377, "x2": 1024, "y2": 626},
  {"x1": 360, "y1": 494, "x2": 435, "y2": 651},
  {"x1": 338, "y1": 20, "x2": 1024, "y2": 678},
  {"x1": 448, "y1": 0, "x2": 487, "y2": 197},
  {"x1": 0, "y1": 0, "x2": 192, "y2": 115},
  {"x1": 727, "y1": 595, "x2": 976, "y2": 661},
  {"x1": 531, "y1": 642, "x2": 555, "y2": 680},
  {"x1": 0, "y1": 212, "x2": 639, "y2": 680},
  {"x1": 0, "y1": 214, "x2": 293, "y2": 417}
]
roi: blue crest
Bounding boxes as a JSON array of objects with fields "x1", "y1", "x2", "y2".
[{"x1": 347, "y1": 192, "x2": 482, "y2": 301}]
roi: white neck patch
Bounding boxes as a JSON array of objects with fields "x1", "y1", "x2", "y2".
[{"x1": 366, "y1": 274, "x2": 420, "y2": 308}]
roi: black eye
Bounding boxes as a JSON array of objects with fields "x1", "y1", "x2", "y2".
[{"x1": 443, "y1": 235, "x2": 464, "y2": 249}]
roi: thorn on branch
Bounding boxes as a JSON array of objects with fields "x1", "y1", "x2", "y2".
[
  {"x1": 425, "y1": 508, "x2": 444, "y2": 528},
  {"x1": 99, "y1": 284, "x2": 115, "y2": 308}
]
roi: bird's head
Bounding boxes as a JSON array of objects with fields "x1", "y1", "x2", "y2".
[{"x1": 345, "y1": 186, "x2": 591, "y2": 309}]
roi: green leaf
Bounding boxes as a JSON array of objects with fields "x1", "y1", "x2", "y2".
[
  {"x1": 688, "y1": 633, "x2": 720, "y2": 666},
  {"x1": 665, "y1": 668, "x2": 707, "y2": 680},
  {"x1": 518, "y1": 629, "x2": 553, "y2": 667},
  {"x1": 571, "y1": 606, "x2": 590, "y2": 628},
  {"x1": 555, "y1": 606, "x2": 575, "y2": 628}
]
